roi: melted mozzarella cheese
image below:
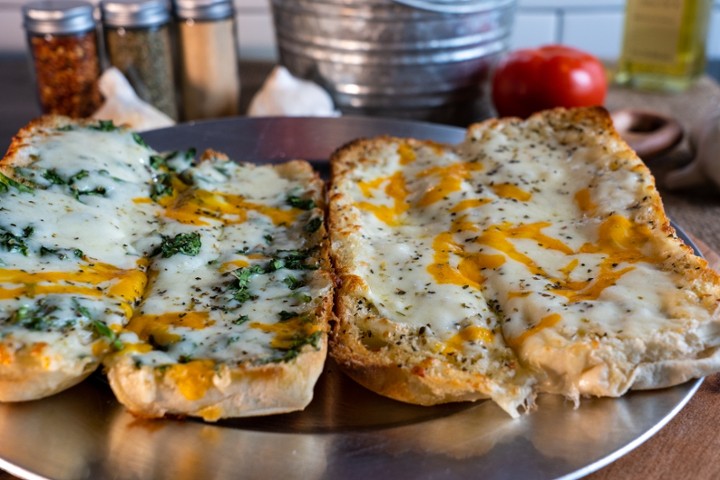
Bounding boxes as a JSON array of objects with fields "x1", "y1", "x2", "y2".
[
  {"x1": 337, "y1": 120, "x2": 719, "y2": 401},
  {"x1": 115, "y1": 156, "x2": 330, "y2": 398},
  {"x1": 0, "y1": 123, "x2": 158, "y2": 370}
]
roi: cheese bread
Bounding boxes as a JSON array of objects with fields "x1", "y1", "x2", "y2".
[
  {"x1": 0, "y1": 116, "x2": 157, "y2": 400},
  {"x1": 328, "y1": 107, "x2": 720, "y2": 414},
  {"x1": 105, "y1": 151, "x2": 332, "y2": 420},
  {"x1": 0, "y1": 117, "x2": 333, "y2": 420}
]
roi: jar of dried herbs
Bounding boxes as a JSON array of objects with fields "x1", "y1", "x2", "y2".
[
  {"x1": 22, "y1": 0, "x2": 102, "y2": 118},
  {"x1": 101, "y1": 0, "x2": 178, "y2": 120},
  {"x1": 174, "y1": 0, "x2": 240, "y2": 120}
]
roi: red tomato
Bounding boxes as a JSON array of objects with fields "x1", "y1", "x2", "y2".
[{"x1": 491, "y1": 45, "x2": 607, "y2": 118}]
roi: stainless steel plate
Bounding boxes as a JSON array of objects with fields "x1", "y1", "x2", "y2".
[{"x1": 0, "y1": 116, "x2": 703, "y2": 480}]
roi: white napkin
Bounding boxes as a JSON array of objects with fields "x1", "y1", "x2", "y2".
[
  {"x1": 248, "y1": 66, "x2": 339, "y2": 117},
  {"x1": 92, "y1": 67, "x2": 175, "y2": 132}
]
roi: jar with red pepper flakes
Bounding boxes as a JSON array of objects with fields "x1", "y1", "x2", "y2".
[{"x1": 22, "y1": 0, "x2": 102, "y2": 118}]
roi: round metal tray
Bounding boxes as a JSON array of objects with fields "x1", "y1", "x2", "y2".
[{"x1": 0, "y1": 116, "x2": 703, "y2": 480}]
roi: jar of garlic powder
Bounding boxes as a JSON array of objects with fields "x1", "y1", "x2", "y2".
[
  {"x1": 23, "y1": 0, "x2": 102, "y2": 118},
  {"x1": 173, "y1": 0, "x2": 240, "y2": 120}
]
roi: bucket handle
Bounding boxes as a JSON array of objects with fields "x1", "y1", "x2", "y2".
[{"x1": 391, "y1": 0, "x2": 515, "y2": 14}]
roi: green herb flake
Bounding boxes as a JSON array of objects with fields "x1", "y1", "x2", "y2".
[
  {"x1": 43, "y1": 169, "x2": 66, "y2": 185},
  {"x1": 233, "y1": 315, "x2": 250, "y2": 325},
  {"x1": 0, "y1": 171, "x2": 34, "y2": 194},
  {"x1": 90, "y1": 320, "x2": 123, "y2": 350},
  {"x1": 0, "y1": 226, "x2": 32, "y2": 256},
  {"x1": 11, "y1": 301, "x2": 60, "y2": 331},
  {"x1": 91, "y1": 120, "x2": 119, "y2": 132},
  {"x1": 150, "y1": 173, "x2": 174, "y2": 201},
  {"x1": 40, "y1": 246, "x2": 84, "y2": 260},
  {"x1": 283, "y1": 275, "x2": 304, "y2": 290},
  {"x1": 304, "y1": 216, "x2": 323, "y2": 233},
  {"x1": 132, "y1": 132, "x2": 149, "y2": 148},
  {"x1": 287, "y1": 196, "x2": 316, "y2": 210},
  {"x1": 155, "y1": 232, "x2": 202, "y2": 258},
  {"x1": 278, "y1": 310, "x2": 298, "y2": 321}
]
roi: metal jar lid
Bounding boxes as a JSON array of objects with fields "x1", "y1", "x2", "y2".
[
  {"x1": 22, "y1": 0, "x2": 96, "y2": 35},
  {"x1": 173, "y1": 0, "x2": 234, "y2": 21},
  {"x1": 101, "y1": 0, "x2": 170, "y2": 28}
]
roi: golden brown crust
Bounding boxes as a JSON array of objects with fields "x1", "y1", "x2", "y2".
[{"x1": 0, "y1": 343, "x2": 98, "y2": 402}]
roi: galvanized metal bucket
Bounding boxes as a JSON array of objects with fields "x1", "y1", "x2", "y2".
[{"x1": 270, "y1": 0, "x2": 517, "y2": 125}]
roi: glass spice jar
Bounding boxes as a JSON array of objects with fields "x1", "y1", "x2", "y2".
[
  {"x1": 173, "y1": 0, "x2": 240, "y2": 120},
  {"x1": 22, "y1": 0, "x2": 102, "y2": 118},
  {"x1": 101, "y1": 0, "x2": 178, "y2": 120}
]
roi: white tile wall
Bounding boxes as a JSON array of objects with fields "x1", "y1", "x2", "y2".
[{"x1": 1, "y1": 0, "x2": 719, "y2": 63}]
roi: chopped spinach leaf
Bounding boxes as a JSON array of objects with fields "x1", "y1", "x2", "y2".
[
  {"x1": 286, "y1": 195, "x2": 316, "y2": 210},
  {"x1": 233, "y1": 315, "x2": 250, "y2": 325},
  {"x1": 304, "y1": 216, "x2": 323, "y2": 233},
  {"x1": 283, "y1": 275, "x2": 304, "y2": 290},
  {"x1": 42, "y1": 169, "x2": 66, "y2": 185},
  {"x1": 275, "y1": 331, "x2": 322, "y2": 362},
  {"x1": 68, "y1": 170, "x2": 89, "y2": 184},
  {"x1": 132, "y1": 132, "x2": 149, "y2": 148},
  {"x1": 40, "y1": 246, "x2": 83, "y2": 260},
  {"x1": 11, "y1": 301, "x2": 61, "y2": 331},
  {"x1": 278, "y1": 310, "x2": 298, "y2": 321},
  {"x1": 150, "y1": 173, "x2": 173, "y2": 201},
  {"x1": 90, "y1": 320, "x2": 123, "y2": 350},
  {"x1": 0, "y1": 171, "x2": 34, "y2": 194},
  {"x1": 291, "y1": 291, "x2": 312, "y2": 303},
  {"x1": 0, "y1": 226, "x2": 32, "y2": 256},
  {"x1": 155, "y1": 232, "x2": 202, "y2": 258},
  {"x1": 91, "y1": 120, "x2": 118, "y2": 132},
  {"x1": 149, "y1": 153, "x2": 172, "y2": 169}
]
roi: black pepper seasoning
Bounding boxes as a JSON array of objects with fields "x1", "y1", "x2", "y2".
[
  {"x1": 101, "y1": 0, "x2": 178, "y2": 120},
  {"x1": 22, "y1": 0, "x2": 102, "y2": 118}
]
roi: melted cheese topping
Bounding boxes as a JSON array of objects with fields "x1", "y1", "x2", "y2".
[
  {"x1": 114, "y1": 158, "x2": 331, "y2": 400},
  {"x1": 333, "y1": 120, "x2": 719, "y2": 402},
  {"x1": 1, "y1": 122, "x2": 331, "y2": 405},
  {"x1": 0, "y1": 123, "x2": 156, "y2": 367}
]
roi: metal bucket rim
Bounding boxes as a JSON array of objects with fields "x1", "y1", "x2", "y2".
[{"x1": 391, "y1": 0, "x2": 515, "y2": 14}]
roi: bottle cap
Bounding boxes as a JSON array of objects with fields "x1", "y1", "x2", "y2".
[
  {"x1": 101, "y1": 0, "x2": 170, "y2": 28},
  {"x1": 22, "y1": 0, "x2": 96, "y2": 35},
  {"x1": 173, "y1": 0, "x2": 234, "y2": 21}
]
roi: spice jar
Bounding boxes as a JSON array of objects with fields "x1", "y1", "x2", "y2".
[
  {"x1": 22, "y1": 0, "x2": 102, "y2": 118},
  {"x1": 174, "y1": 0, "x2": 240, "y2": 120},
  {"x1": 101, "y1": 0, "x2": 178, "y2": 120}
]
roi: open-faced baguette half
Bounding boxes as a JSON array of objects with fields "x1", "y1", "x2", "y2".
[
  {"x1": 328, "y1": 106, "x2": 720, "y2": 414},
  {"x1": 104, "y1": 152, "x2": 333, "y2": 420},
  {"x1": 0, "y1": 116, "x2": 157, "y2": 401}
]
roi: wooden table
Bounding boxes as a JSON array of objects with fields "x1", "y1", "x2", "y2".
[{"x1": 2, "y1": 56, "x2": 720, "y2": 480}]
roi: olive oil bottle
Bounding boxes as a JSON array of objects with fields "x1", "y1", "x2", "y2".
[{"x1": 615, "y1": 0, "x2": 712, "y2": 91}]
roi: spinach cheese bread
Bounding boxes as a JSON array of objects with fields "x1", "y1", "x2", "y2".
[{"x1": 0, "y1": 117, "x2": 333, "y2": 420}]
